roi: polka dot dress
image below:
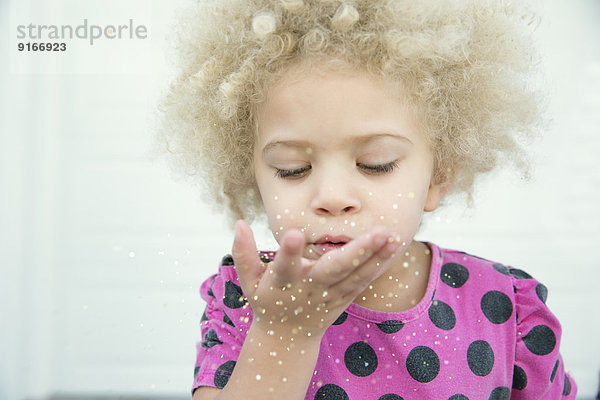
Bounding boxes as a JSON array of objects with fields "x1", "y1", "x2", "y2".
[{"x1": 192, "y1": 244, "x2": 577, "y2": 399}]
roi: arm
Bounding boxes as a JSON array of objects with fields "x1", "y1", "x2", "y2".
[
  {"x1": 191, "y1": 220, "x2": 400, "y2": 399},
  {"x1": 196, "y1": 323, "x2": 322, "y2": 400}
]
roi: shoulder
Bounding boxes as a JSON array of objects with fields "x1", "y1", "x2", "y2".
[
  {"x1": 431, "y1": 244, "x2": 550, "y2": 322},
  {"x1": 433, "y1": 243, "x2": 542, "y2": 290}
]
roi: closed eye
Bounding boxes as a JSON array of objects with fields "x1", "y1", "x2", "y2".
[
  {"x1": 274, "y1": 165, "x2": 311, "y2": 179},
  {"x1": 357, "y1": 161, "x2": 398, "y2": 174}
]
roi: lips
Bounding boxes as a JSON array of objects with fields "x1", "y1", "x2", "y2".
[{"x1": 311, "y1": 235, "x2": 352, "y2": 257}]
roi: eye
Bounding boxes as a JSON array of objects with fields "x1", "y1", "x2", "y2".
[
  {"x1": 274, "y1": 165, "x2": 311, "y2": 179},
  {"x1": 357, "y1": 161, "x2": 399, "y2": 175}
]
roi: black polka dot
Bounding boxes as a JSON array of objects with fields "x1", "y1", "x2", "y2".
[
  {"x1": 467, "y1": 340, "x2": 494, "y2": 377},
  {"x1": 510, "y1": 268, "x2": 532, "y2": 280},
  {"x1": 448, "y1": 395, "x2": 469, "y2": 400},
  {"x1": 550, "y1": 359, "x2": 559, "y2": 383},
  {"x1": 223, "y1": 311, "x2": 235, "y2": 327},
  {"x1": 207, "y1": 276, "x2": 216, "y2": 298},
  {"x1": 512, "y1": 365, "x2": 528, "y2": 390},
  {"x1": 214, "y1": 360, "x2": 236, "y2": 388},
  {"x1": 406, "y1": 346, "x2": 440, "y2": 383},
  {"x1": 378, "y1": 394, "x2": 404, "y2": 400},
  {"x1": 201, "y1": 329, "x2": 223, "y2": 348},
  {"x1": 221, "y1": 254, "x2": 234, "y2": 266},
  {"x1": 492, "y1": 263, "x2": 510, "y2": 276},
  {"x1": 332, "y1": 312, "x2": 348, "y2": 326},
  {"x1": 314, "y1": 383, "x2": 349, "y2": 400},
  {"x1": 522, "y1": 325, "x2": 556, "y2": 356},
  {"x1": 481, "y1": 290, "x2": 513, "y2": 324},
  {"x1": 440, "y1": 263, "x2": 470, "y2": 288},
  {"x1": 562, "y1": 376, "x2": 572, "y2": 396},
  {"x1": 223, "y1": 280, "x2": 247, "y2": 309},
  {"x1": 344, "y1": 341, "x2": 378, "y2": 377},
  {"x1": 376, "y1": 320, "x2": 404, "y2": 334},
  {"x1": 428, "y1": 300, "x2": 456, "y2": 331},
  {"x1": 536, "y1": 284, "x2": 548, "y2": 304},
  {"x1": 488, "y1": 387, "x2": 510, "y2": 400},
  {"x1": 194, "y1": 366, "x2": 200, "y2": 378}
]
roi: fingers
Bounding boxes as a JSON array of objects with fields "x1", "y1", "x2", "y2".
[
  {"x1": 231, "y1": 220, "x2": 263, "y2": 292},
  {"x1": 309, "y1": 226, "x2": 397, "y2": 285},
  {"x1": 269, "y1": 229, "x2": 305, "y2": 287},
  {"x1": 329, "y1": 237, "x2": 400, "y2": 298}
]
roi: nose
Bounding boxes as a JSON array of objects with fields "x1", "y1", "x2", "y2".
[{"x1": 310, "y1": 173, "x2": 362, "y2": 217}]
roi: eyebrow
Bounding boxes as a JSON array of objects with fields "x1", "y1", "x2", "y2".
[{"x1": 262, "y1": 132, "x2": 412, "y2": 155}]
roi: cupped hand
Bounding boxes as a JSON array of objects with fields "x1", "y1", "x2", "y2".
[{"x1": 232, "y1": 220, "x2": 401, "y2": 341}]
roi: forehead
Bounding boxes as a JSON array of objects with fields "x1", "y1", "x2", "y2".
[{"x1": 254, "y1": 60, "x2": 423, "y2": 149}]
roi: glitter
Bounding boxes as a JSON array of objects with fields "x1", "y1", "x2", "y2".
[
  {"x1": 403, "y1": 262, "x2": 409, "y2": 268},
  {"x1": 256, "y1": 374, "x2": 262, "y2": 381},
  {"x1": 368, "y1": 285, "x2": 373, "y2": 290},
  {"x1": 294, "y1": 306, "x2": 304, "y2": 315},
  {"x1": 415, "y1": 271, "x2": 419, "y2": 276},
  {"x1": 284, "y1": 208, "x2": 290, "y2": 214},
  {"x1": 322, "y1": 291, "x2": 328, "y2": 297},
  {"x1": 267, "y1": 330, "x2": 274, "y2": 335},
  {"x1": 388, "y1": 275, "x2": 393, "y2": 280},
  {"x1": 408, "y1": 192, "x2": 415, "y2": 198},
  {"x1": 274, "y1": 196, "x2": 278, "y2": 201},
  {"x1": 282, "y1": 376, "x2": 287, "y2": 382},
  {"x1": 305, "y1": 147, "x2": 313, "y2": 154},
  {"x1": 276, "y1": 214, "x2": 281, "y2": 219},
  {"x1": 379, "y1": 215, "x2": 384, "y2": 220},
  {"x1": 362, "y1": 296, "x2": 366, "y2": 300},
  {"x1": 358, "y1": 248, "x2": 365, "y2": 255},
  {"x1": 128, "y1": 251, "x2": 135, "y2": 258},
  {"x1": 392, "y1": 203, "x2": 398, "y2": 209},
  {"x1": 253, "y1": 295, "x2": 259, "y2": 300},
  {"x1": 300, "y1": 349, "x2": 305, "y2": 354},
  {"x1": 279, "y1": 360, "x2": 283, "y2": 365},
  {"x1": 270, "y1": 351, "x2": 277, "y2": 357},
  {"x1": 352, "y1": 259, "x2": 360, "y2": 266},
  {"x1": 268, "y1": 387, "x2": 274, "y2": 393},
  {"x1": 368, "y1": 192, "x2": 373, "y2": 196},
  {"x1": 350, "y1": 221, "x2": 356, "y2": 227},
  {"x1": 291, "y1": 295, "x2": 296, "y2": 301},
  {"x1": 300, "y1": 211, "x2": 305, "y2": 216}
]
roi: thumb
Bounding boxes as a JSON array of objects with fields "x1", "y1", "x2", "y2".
[{"x1": 231, "y1": 220, "x2": 263, "y2": 293}]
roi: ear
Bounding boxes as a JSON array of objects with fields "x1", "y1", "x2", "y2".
[{"x1": 424, "y1": 170, "x2": 454, "y2": 212}]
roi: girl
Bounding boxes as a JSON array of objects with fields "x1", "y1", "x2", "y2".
[{"x1": 155, "y1": 0, "x2": 577, "y2": 399}]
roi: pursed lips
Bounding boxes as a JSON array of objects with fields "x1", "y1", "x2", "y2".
[{"x1": 309, "y1": 235, "x2": 352, "y2": 257}]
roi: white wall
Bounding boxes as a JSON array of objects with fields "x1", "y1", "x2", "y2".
[{"x1": 1, "y1": 0, "x2": 598, "y2": 399}]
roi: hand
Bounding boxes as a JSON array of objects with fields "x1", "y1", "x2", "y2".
[{"x1": 232, "y1": 220, "x2": 401, "y2": 342}]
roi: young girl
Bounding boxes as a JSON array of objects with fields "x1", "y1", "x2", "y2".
[{"x1": 156, "y1": 0, "x2": 577, "y2": 398}]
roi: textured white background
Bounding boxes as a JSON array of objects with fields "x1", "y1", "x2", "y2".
[{"x1": 1, "y1": 0, "x2": 599, "y2": 399}]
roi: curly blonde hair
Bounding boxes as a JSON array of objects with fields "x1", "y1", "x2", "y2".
[{"x1": 153, "y1": 0, "x2": 545, "y2": 225}]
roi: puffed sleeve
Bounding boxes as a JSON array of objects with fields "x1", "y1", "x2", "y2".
[
  {"x1": 510, "y1": 269, "x2": 576, "y2": 399},
  {"x1": 191, "y1": 254, "x2": 254, "y2": 394}
]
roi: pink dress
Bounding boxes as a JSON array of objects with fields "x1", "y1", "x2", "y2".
[{"x1": 192, "y1": 242, "x2": 577, "y2": 399}]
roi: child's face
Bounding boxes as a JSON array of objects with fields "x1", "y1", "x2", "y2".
[{"x1": 254, "y1": 63, "x2": 446, "y2": 260}]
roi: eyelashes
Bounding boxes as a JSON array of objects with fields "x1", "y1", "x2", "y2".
[
  {"x1": 274, "y1": 161, "x2": 399, "y2": 179},
  {"x1": 274, "y1": 165, "x2": 311, "y2": 179}
]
